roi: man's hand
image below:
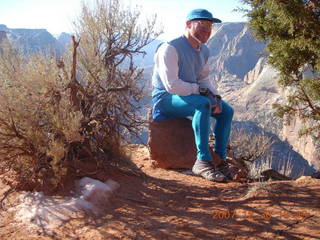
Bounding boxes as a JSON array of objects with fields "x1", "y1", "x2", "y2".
[
  {"x1": 207, "y1": 92, "x2": 222, "y2": 114},
  {"x1": 199, "y1": 87, "x2": 222, "y2": 114}
]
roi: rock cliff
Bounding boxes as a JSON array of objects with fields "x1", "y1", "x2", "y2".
[{"x1": 207, "y1": 22, "x2": 319, "y2": 170}]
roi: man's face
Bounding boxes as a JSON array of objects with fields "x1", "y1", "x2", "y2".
[{"x1": 187, "y1": 19, "x2": 213, "y2": 43}]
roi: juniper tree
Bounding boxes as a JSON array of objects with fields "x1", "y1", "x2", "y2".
[{"x1": 241, "y1": 0, "x2": 320, "y2": 143}]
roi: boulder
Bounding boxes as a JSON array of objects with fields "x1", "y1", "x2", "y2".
[{"x1": 148, "y1": 118, "x2": 197, "y2": 169}]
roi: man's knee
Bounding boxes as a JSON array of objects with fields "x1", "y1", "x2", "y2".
[
  {"x1": 194, "y1": 95, "x2": 211, "y2": 109},
  {"x1": 180, "y1": 94, "x2": 211, "y2": 110},
  {"x1": 224, "y1": 102, "x2": 234, "y2": 119},
  {"x1": 227, "y1": 105, "x2": 234, "y2": 117}
]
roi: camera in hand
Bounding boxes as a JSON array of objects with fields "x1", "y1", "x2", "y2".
[{"x1": 199, "y1": 87, "x2": 222, "y2": 114}]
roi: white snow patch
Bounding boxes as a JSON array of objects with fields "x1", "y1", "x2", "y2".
[{"x1": 10, "y1": 177, "x2": 119, "y2": 231}]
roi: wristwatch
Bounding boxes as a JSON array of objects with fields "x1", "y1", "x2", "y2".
[{"x1": 199, "y1": 87, "x2": 210, "y2": 96}]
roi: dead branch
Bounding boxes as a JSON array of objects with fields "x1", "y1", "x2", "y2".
[{"x1": 69, "y1": 36, "x2": 81, "y2": 111}]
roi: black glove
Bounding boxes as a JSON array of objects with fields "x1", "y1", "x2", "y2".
[{"x1": 199, "y1": 87, "x2": 222, "y2": 114}]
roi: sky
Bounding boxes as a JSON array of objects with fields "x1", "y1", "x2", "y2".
[{"x1": 0, "y1": 0, "x2": 248, "y2": 40}]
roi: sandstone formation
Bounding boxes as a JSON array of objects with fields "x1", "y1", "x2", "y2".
[{"x1": 282, "y1": 118, "x2": 320, "y2": 170}]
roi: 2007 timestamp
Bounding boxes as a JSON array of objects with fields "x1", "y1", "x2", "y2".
[{"x1": 211, "y1": 209, "x2": 310, "y2": 220}]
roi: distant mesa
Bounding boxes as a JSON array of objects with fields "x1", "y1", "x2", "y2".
[{"x1": 0, "y1": 24, "x2": 72, "y2": 55}]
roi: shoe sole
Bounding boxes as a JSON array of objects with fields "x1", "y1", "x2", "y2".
[{"x1": 191, "y1": 171, "x2": 228, "y2": 183}]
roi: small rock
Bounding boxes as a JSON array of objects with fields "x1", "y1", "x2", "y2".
[
  {"x1": 260, "y1": 169, "x2": 292, "y2": 181},
  {"x1": 78, "y1": 177, "x2": 120, "y2": 207},
  {"x1": 311, "y1": 171, "x2": 320, "y2": 179},
  {"x1": 296, "y1": 176, "x2": 312, "y2": 181}
]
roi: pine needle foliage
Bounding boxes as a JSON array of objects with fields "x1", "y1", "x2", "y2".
[{"x1": 241, "y1": 0, "x2": 320, "y2": 143}]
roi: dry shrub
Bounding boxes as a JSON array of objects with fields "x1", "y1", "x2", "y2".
[
  {"x1": 70, "y1": 0, "x2": 161, "y2": 152},
  {"x1": 0, "y1": 47, "x2": 83, "y2": 192},
  {"x1": 229, "y1": 127, "x2": 274, "y2": 176},
  {"x1": 0, "y1": 0, "x2": 161, "y2": 193}
]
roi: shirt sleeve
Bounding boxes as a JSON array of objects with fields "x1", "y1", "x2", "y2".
[
  {"x1": 155, "y1": 43, "x2": 199, "y2": 96},
  {"x1": 197, "y1": 61, "x2": 219, "y2": 95}
]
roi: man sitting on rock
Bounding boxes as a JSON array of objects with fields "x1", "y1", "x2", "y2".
[{"x1": 151, "y1": 9, "x2": 234, "y2": 182}]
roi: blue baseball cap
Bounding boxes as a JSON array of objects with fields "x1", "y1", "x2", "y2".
[{"x1": 186, "y1": 9, "x2": 222, "y2": 23}]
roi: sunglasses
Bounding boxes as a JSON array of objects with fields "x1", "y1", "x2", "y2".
[{"x1": 193, "y1": 20, "x2": 214, "y2": 29}]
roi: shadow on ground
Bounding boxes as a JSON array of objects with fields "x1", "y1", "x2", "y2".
[{"x1": 58, "y1": 169, "x2": 320, "y2": 240}]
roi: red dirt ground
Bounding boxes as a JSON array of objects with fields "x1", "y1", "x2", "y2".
[{"x1": 0, "y1": 144, "x2": 319, "y2": 240}]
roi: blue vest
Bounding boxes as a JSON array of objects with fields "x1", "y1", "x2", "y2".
[{"x1": 151, "y1": 36, "x2": 209, "y2": 121}]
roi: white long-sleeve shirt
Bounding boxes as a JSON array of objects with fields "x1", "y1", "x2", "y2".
[{"x1": 154, "y1": 42, "x2": 219, "y2": 96}]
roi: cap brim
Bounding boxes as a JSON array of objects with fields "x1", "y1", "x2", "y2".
[
  {"x1": 212, "y1": 18, "x2": 222, "y2": 23},
  {"x1": 188, "y1": 17, "x2": 222, "y2": 23}
]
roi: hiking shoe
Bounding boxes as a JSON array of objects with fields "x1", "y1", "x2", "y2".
[
  {"x1": 192, "y1": 160, "x2": 227, "y2": 183},
  {"x1": 216, "y1": 161, "x2": 236, "y2": 181}
]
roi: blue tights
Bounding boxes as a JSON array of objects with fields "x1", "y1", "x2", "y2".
[{"x1": 160, "y1": 94, "x2": 234, "y2": 161}]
